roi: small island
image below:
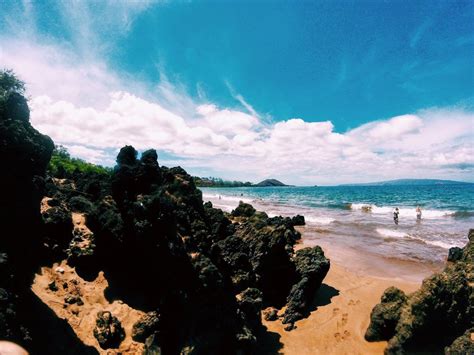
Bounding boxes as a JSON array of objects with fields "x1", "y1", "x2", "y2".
[{"x1": 255, "y1": 179, "x2": 289, "y2": 187}]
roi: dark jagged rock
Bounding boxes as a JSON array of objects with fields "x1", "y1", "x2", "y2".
[
  {"x1": 41, "y1": 200, "x2": 73, "y2": 259},
  {"x1": 282, "y1": 247, "x2": 330, "y2": 325},
  {"x1": 93, "y1": 311, "x2": 125, "y2": 349},
  {"x1": 263, "y1": 307, "x2": 279, "y2": 321},
  {"x1": 4, "y1": 92, "x2": 29, "y2": 122},
  {"x1": 1, "y1": 82, "x2": 329, "y2": 353},
  {"x1": 204, "y1": 202, "x2": 234, "y2": 241},
  {"x1": 212, "y1": 235, "x2": 254, "y2": 293},
  {"x1": 231, "y1": 201, "x2": 256, "y2": 218},
  {"x1": 236, "y1": 288, "x2": 264, "y2": 349},
  {"x1": 364, "y1": 287, "x2": 408, "y2": 341},
  {"x1": 68, "y1": 196, "x2": 94, "y2": 214},
  {"x1": 64, "y1": 295, "x2": 83, "y2": 306},
  {"x1": 291, "y1": 215, "x2": 305, "y2": 226},
  {"x1": 0, "y1": 85, "x2": 54, "y2": 349},
  {"x1": 132, "y1": 311, "x2": 161, "y2": 343},
  {"x1": 445, "y1": 328, "x2": 474, "y2": 354},
  {"x1": 236, "y1": 222, "x2": 298, "y2": 307},
  {"x1": 447, "y1": 246, "x2": 463, "y2": 262},
  {"x1": 366, "y1": 229, "x2": 474, "y2": 353}
]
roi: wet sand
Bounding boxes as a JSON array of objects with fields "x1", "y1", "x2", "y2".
[{"x1": 204, "y1": 194, "x2": 436, "y2": 354}]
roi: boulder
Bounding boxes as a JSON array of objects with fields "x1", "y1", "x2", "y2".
[
  {"x1": 93, "y1": 311, "x2": 125, "y2": 349},
  {"x1": 364, "y1": 287, "x2": 407, "y2": 341},
  {"x1": 282, "y1": 247, "x2": 330, "y2": 325},
  {"x1": 263, "y1": 307, "x2": 278, "y2": 321},
  {"x1": 231, "y1": 202, "x2": 256, "y2": 218},
  {"x1": 291, "y1": 215, "x2": 305, "y2": 226},
  {"x1": 448, "y1": 247, "x2": 463, "y2": 262},
  {"x1": 132, "y1": 311, "x2": 161, "y2": 343}
]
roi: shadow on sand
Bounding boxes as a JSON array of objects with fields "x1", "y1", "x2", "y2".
[
  {"x1": 309, "y1": 283, "x2": 340, "y2": 311},
  {"x1": 27, "y1": 291, "x2": 99, "y2": 355},
  {"x1": 255, "y1": 326, "x2": 284, "y2": 355}
]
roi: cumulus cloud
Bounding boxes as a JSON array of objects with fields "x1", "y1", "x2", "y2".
[
  {"x1": 29, "y1": 90, "x2": 474, "y2": 184},
  {"x1": 1, "y1": 20, "x2": 473, "y2": 184}
]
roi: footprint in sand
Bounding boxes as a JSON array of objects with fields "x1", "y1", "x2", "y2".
[
  {"x1": 334, "y1": 330, "x2": 351, "y2": 341},
  {"x1": 332, "y1": 307, "x2": 340, "y2": 315},
  {"x1": 348, "y1": 299, "x2": 361, "y2": 306},
  {"x1": 341, "y1": 313, "x2": 348, "y2": 326}
]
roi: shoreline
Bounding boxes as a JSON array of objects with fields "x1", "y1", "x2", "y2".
[
  {"x1": 296, "y1": 225, "x2": 442, "y2": 283},
  {"x1": 206, "y1": 192, "x2": 445, "y2": 353},
  {"x1": 204, "y1": 193, "x2": 444, "y2": 282}
]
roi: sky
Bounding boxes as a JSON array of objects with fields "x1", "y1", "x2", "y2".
[{"x1": 1, "y1": 0, "x2": 473, "y2": 185}]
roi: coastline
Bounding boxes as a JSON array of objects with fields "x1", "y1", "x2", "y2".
[
  {"x1": 296, "y1": 225, "x2": 442, "y2": 283},
  {"x1": 204, "y1": 192, "x2": 446, "y2": 354},
  {"x1": 203, "y1": 192, "x2": 444, "y2": 282}
]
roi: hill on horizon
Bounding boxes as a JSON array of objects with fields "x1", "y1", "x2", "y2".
[
  {"x1": 339, "y1": 178, "x2": 473, "y2": 187},
  {"x1": 255, "y1": 179, "x2": 289, "y2": 187}
]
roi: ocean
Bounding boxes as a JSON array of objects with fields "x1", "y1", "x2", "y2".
[{"x1": 200, "y1": 184, "x2": 474, "y2": 273}]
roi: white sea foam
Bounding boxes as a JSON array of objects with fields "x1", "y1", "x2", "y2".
[
  {"x1": 350, "y1": 203, "x2": 454, "y2": 219},
  {"x1": 202, "y1": 193, "x2": 254, "y2": 204},
  {"x1": 305, "y1": 215, "x2": 335, "y2": 225},
  {"x1": 424, "y1": 240, "x2": 457, "y2": 249},
  {"x1": 376, "y1": 228, "x2": 462, "y2": 249},
  {"x1": 376, "y1": 228, "x2": 408, "y2": 238}
]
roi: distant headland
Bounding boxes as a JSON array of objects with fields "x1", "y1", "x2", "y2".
[
  {"x1": 194, "y1": 177, "x2": 289, "y2": 187},
  {"x1": 339, "y1": 178, "x2": 474, "y2": 187}
]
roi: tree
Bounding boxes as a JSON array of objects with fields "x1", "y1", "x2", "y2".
[
  {"x1": 48, "y1": 145, "x2": 112, "y2": 177},
  {"x1": 0, "y1": 69, "x2": 27, "y2": 119},
  {"x1": 0, "y1": 69, "x2": 25, "y2": 101}
]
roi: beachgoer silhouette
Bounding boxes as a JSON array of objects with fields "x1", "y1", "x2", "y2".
[
  {"x1": 393, "y1": 208, "x2": 399, "y2": 225},
  {"x1": 416, "y1": 206, "x2": 422, "y2": 221}
]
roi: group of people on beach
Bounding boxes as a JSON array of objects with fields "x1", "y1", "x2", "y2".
[{"x1": 393, "y1": 206, "x2": 422, "y2": 225}]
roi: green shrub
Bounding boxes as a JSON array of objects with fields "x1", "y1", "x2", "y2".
[{"x1": 48, "y1": 145, "x2": 112, "y2": 177}]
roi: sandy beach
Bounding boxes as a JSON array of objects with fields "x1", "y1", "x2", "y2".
[
  {"x1": 201, "y1": 193, "x2": 445, "y2": 354},
  {"x1": 260, "y1": 253, "x2": 420, "y2": 355}
]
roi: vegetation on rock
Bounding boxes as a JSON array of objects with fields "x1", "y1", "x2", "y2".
[
  {"x1": 48, "y1": 145, "x2": 112, "y2": 178},
  {"x1": 0, "y1": 70, "x2": 330, "y2": 353}
]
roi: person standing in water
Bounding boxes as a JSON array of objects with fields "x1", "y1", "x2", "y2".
[
  {"x1": 416, "y1": 206, "x2": 422, "y2": 221},
  {"x1": 393, "y1": 207, "x2": 400, "y2": 225}
]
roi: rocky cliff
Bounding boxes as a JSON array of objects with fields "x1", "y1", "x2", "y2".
[{"x1": 0, "y1": 86, "x2": 330, "y2": 354}]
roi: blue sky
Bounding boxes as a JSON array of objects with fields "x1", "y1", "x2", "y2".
[{"x1": 1, "y1": 0, "x2": 473, "y2": 184}]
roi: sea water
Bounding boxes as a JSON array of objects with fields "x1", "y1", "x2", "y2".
[{"x1": 200, "y1": 184, "x2": 474, "y2": 266}]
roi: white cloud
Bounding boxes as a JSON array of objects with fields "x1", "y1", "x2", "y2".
[
  {"x1": 354, "y1": 114, "x2": 423, "y2": 141},
  {"x1": 65, "y1": 145, "x2": 112, "y2": 165},
  {"x1": 2, "y1": 34, "x2": 473, "y2": 184},
  {"x1": 29, "y1": 88, "x2": 474, "y2": 185},
  {"x1": 0, "y1": 39, "x2": 122, "y2": 107}
]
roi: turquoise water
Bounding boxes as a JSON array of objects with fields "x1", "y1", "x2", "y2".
[{"x1": 201, "y1": 184, "x2": 474, "y2": 265}]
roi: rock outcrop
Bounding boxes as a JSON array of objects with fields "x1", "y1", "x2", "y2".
[
  {"x1": 365, "y1": 229, "x2": 474, "y2": 354},
  {"x1": 0, "y1": 75, "x2": 331, "y2": 353},
  {"x1": 283, "y1": 246, "x2": 331, "y2": 325},
  {"x1": 0, "y1": 82, "x2": 54, "y2": 348}
]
